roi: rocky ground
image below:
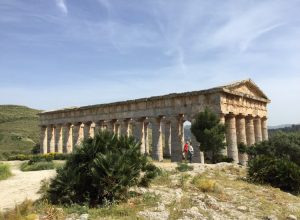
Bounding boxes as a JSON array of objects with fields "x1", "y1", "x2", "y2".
[{"x1": 1, "y1": 161, "x2": 300, "y2": 219}]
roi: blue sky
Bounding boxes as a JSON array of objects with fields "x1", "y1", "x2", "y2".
[{"x1": 0, "y1": 0, "x2": 300, "y2": 126}]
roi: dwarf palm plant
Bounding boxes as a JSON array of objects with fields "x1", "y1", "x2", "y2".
[{"x1": 47, "y1": 131, "x2": 159, "y2": 206}]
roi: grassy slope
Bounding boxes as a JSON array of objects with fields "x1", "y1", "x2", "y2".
[{"x1": 0, "y1": 105, "x2": 41, "y2": 154}]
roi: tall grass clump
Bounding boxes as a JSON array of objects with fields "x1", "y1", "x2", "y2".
[
  {"x1": 46, "y1": 131, "x2": 159, "y2": 206},
  {"x1": 0, "y1": 163, "x2": 12, "y2": 180},
  {"x1": 20, "y1": 161, "x2": 55, "y2": 171},
  {"x1": 176, "y1": 163, "x2": 194, "y2": 172},
  {"x1": 192, "y1": 175, "x2": 222, "y2": 193}
]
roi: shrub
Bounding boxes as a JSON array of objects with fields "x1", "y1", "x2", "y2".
[
  {"x1": 176, "y1": 163, "x2": 194, "y2": 172},
  {"x1": 238, "y1": 143, "x2": 247, "y2": 154},
  {"x1": 47, "y1": 131, "x2": 157, "y2": 206},
  {"x1": 139, "y1": 163, "x2": 162, "y2": 187},
  {"x1": 215, "y1": 155, "x2": 234, "y2": 163},
  {"x1": 20, "y1": 161, "x2": 55, "y2": 171},
  {"x1": 0, "y1": 163, "x2": 12, "y2": 180},
  {"x1": 248, "y1": 156, "x2": 300, "y2": 194},
  {"x1": 247, "y1": 132, "x2": 300, "y2": 166}
]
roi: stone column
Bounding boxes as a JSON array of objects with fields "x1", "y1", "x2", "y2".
[
  {"x1": 83, "y1": 122, "x2": 91, "y2": 139},
  {"x1": 144, "y1": 122, "x2": 150, "y2": 155},
  {"x1": 73, "y1": 123, "x2": 80, "y2": 149},
  {"x1": 47, "y1": 125, "x2": 55, "y2": 153},
  {"x1": 170, "y1": 115, "x2": 183, "y2": 162},
  {"x1": 164, "y1": 121, "x2": 171, "y2": 158},
  {"x1": 261, "y1": 117, "x2": 268, "y2": 141},
  {"x1": 225, "y1": 114, "x2": 239, "y2": 163},
  {"x1": 78, "y1": 123, "x2": 84, "y2": 143},
  {"x1": 95, "y1": 120, "x2": 103, "y2": 134},
  {"x1": 246, "y1": 115, "x2": 255, "y2": 146},
  {"x1": 151, "y1": 117, "x2": 163, "y2": 161},
  {"x1": 106, "y1": 120, "x2": 115, "y2": 133},
  {"x1": 236, "y1": 115, "x2": 247, "y2": 165},
  {"x1": 40, "y1": 126, "x2": 47, "y2": 154},
  {"x1": 188, "y1": 116, "x2": 202, "y2": 163},
  {"x1": 90, "y1": 122, "x2": 95, "y2": 138},
  {"x1": 220, "y1": 114, "x2": 228, "y2": 157},
  {"x1": 55, "y1": 124, "x2": 63, "y2": 153},
  {"x1": 115, "y1": 121, "x2": 121, "y2": 137},
  {"x1": 64, "y1": 124, "x2": 73, "y2": 153},
  {"x1": 190, "y1": 132, "x2": 202, "y2": 163},
  {"x1": 254, "y1": 117, "x2": 262, "y2": 143},
  {"x1": 121, "y1": 119, "x2": 130, "y2": 137},
  {"x1": 236, "y1": 115, "x2": 247, "y2": 144},
  {"x1": 135, "y1": 118, "x2": 146, "y2": 154}
]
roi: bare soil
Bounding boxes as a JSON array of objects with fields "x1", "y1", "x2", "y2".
[{"x1": 0, "y1": 161, "x2": 56, "y2": 211}]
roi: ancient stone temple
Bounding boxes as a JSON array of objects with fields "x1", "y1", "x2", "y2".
[{"x1": 38, "y1": 79, "x2": 270, "y2": 163}]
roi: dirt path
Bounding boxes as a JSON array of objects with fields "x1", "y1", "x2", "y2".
[{"x1": 0, "y1": 161, "x2": 56, "y2": 212}]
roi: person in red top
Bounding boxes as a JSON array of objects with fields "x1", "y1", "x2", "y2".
[{"x1": 183, "y1": 141, "x2": 189, "y2": 160}]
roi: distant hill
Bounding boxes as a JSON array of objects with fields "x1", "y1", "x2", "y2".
[
  {"x1": 269, "y1": 124, "x2": 300, "y2": 136},
  {"x1": 0, "y1": 105, "x2": 41, "y2": 154}
]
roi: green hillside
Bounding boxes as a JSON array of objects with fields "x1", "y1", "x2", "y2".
[{"x1": 0, "y1": 105, "x2": 41, "y2": 154}]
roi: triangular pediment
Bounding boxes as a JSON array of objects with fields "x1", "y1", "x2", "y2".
[{"x1": 222, "y1": 79, "x2": 269, "y2": 100}]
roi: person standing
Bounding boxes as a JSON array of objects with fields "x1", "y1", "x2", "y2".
[
  {"x1": 188, "y1": 142, "x2": 194, "y2": 163},
  {"x1": 183, "y1": 141, "x2": 189, "y2": 161}
]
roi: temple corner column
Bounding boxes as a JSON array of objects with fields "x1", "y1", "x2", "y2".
[
  {"x1": 225, "y1": 114, "x2": 239, "y2": 163},
  {"x1": 261, "y1": 117, "x2": 268, "y2": 141}
]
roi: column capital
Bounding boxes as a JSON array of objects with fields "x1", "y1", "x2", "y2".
[
  {"x1": 246, "y1": 114, "x2": 254, "y2": 120},
  {"x1": 226, "y1": 112, "x2": 236, "y2": 118}
]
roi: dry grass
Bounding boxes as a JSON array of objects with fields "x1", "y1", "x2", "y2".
[{"x1": 192, "y1": 175, "x2": 223, "y2": 193}]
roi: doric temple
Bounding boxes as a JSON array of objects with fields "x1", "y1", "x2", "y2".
[{"x1": 38, "y1": 79, "x2": 270, "y2": 163}]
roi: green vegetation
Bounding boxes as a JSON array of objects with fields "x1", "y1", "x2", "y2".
[
  {"x1": 176, "y1": 162, "x2": 194, "y2": 172},
  {"x1": 269, "y1": 124, "x2": 300, "y2": 135},
  {"x1": 0, "y1": 162, "x2": 12, "y2": 180},
  {"x1": 46, "y1": 131, "x2": 159, "y2": 206},
  {"x1": 20, "y1": 161, "x2": 56, "y2": 171},
  {"x1": 247, "y1": 131, "x2": 300, "y2": 194},
  {"x1": 7, "y1": 153, "x2": 70, "y2": 161},
  {"x1": 191, "y1": 107, "x2": 226, "y2": 163},
  {"x1": 0, "y1": 105, "x2": 41, "y2": 155}
]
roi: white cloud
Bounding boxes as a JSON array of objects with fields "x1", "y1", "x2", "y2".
[{"x1": 55, "y1": 0, "x2": 68, "y2": 15}]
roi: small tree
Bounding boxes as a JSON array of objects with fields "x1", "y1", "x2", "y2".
[{"x1": 191, "y1": 107, "x2": 226, "y2": 163}]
